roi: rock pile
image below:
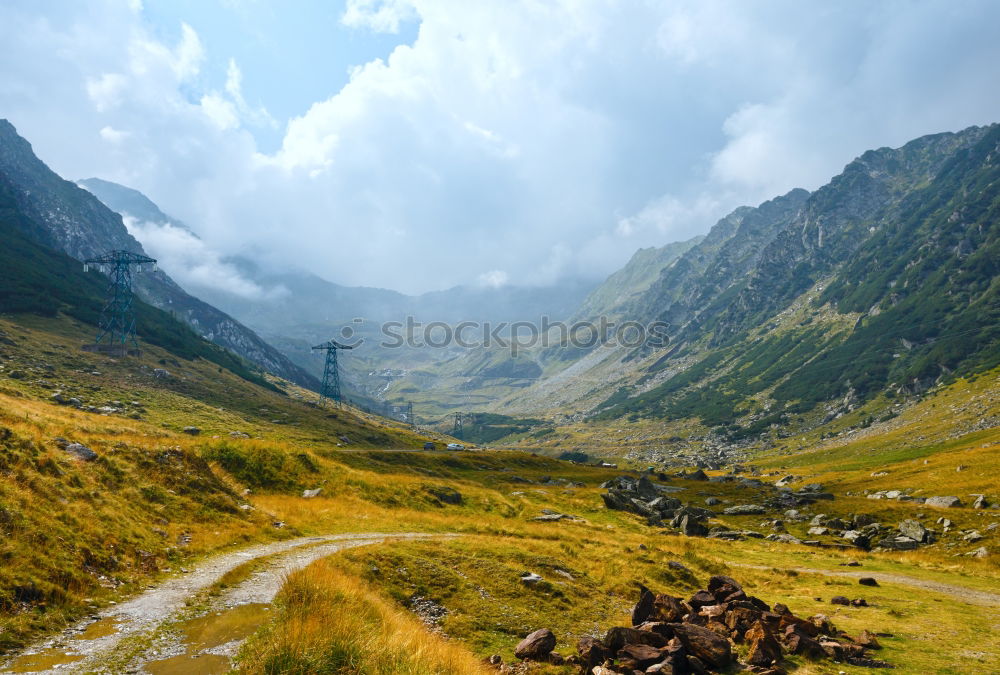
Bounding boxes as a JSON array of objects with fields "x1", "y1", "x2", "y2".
[{"x1": 512, "y1": 576, "x2": 892, "y2": 673}]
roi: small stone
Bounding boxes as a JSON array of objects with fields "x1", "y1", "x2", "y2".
[
  {"x1": 520, "y1": 572, "x2": 543, "y2": 586},
  {"x1": 858, "y1": 577, "x2": 879, "y2": 587}
]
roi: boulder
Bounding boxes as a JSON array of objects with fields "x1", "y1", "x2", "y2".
[
  {"x1": 678, "y1": 514, "x2": 709, "y2": 536},
  {"x1": 897, "y1": 519, "x2": 929, "y2": 542},
  {"x1": 605, "y1": 626, "x2": 667, "y2": 651},
  {"x1": 857, "y1": 630, "x2": 881, "y2": 649},
  {"x1": 632, "y1": 585, "x2": 656, "y2": 626},
  {"x1": 182, "y1": 426, "x2": 201, "y2": 436},
  {"x1": 653, "y1": 594, "x2": 687, "y2": 622},
  {"x1": 618, "y1": 643, "x2": 667, "y2": 668},
  {"x1": 783, "y1": 626, "x2": 826, "y2": 659},
  {"x1": 830, "y1": 596, "x2": 850, "y2": 606},
  {"x1": 649, "y1": 496, "x2": 682, "y2": 513},
  {"x1": 426, "y1": 486, "x2": 463, "y2": 504},
  {"x1": 302, "y1": 488, "x2": 322, "y2": 498},
  {"x1": 858, "y1": 577, "x2": 879, "y2": 587},
  {"x1": 686, "y1": 590, "x2": 717, "y2": 610},
  {"x1": 64, "y1": 442, "x2": 97, "y2": 461},
  {"x1": 723, "y1": 504, "x2": 767, "y2": 516},
  {"x1": 670, "y1": 623, "x2": 733, "y2": 669},
  {"x1": 745, "y1": 620, "x2": 783, "y2": 667},
  {"x1": 925, "y1": 496, "x2": 962, "y2": 508},
  {"x1": 575, "y1": 636, "x2": 608, "y2": 670},
  {"x1": 514, "y1": 628, "x2": 556, "y2": 660},
  {"x1": 878, "y1": 535, "x2": 919, "y2": 551}
]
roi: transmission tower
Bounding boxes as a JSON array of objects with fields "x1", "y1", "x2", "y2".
[
  {"x1": 452, "y1": 412, "x2": 465, "y2": 438},
  {"x1": 82, "y1": 249, "x2": 157, "y2": 356},
  {"x1": 312, "y1": 339, "x2": 356, "y2": 404}
]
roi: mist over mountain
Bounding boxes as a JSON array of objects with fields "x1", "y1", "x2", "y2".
[{"x1": 0, "y1": 120, "x2": 317, "y2": 389}]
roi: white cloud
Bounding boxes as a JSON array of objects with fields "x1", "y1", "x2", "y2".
[
  {"x1": 2, "y1": 0, "x2": 1000, "y2": 296},
  {"x1": 123, "y1": 216, "x2": 285, "y2": 301},
  {"x1": 342, "y1": 0, "x2": 418, "y2": 34},
  {"x1": 477, "y1": 269, "x2": 508, "y2": 288},
  {"x1": 99, "y1": 125, "x2": 130, "y2": 143},
  {"x1": 86, "y1": 73, "x2": 128, "y2": 112}
]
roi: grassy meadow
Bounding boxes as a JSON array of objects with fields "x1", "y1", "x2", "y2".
[{"x1": 0, "y1": 313, "x2": 997, "y2": 673}]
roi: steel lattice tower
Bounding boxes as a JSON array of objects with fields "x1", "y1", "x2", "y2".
[
  {"x1": 83, "y1": 250, "x2": 157, "y2": 354},
  {"x1": 312, "y1": 339, "x2": 356, "y2": 404}
]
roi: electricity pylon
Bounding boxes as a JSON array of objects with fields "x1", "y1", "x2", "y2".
[
  {"x1": 82, "y1": 249, "x2": 157, "y2": 356},
  {"x1": 311, "y1": 339, "x2": 356, "y2": 404}
]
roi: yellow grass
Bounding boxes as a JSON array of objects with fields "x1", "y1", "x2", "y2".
[{"x1": 237, "y1": 558, "x2": 492, "y2": 674}]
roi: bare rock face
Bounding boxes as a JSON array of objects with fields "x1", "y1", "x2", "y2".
[{"x1": 514, "y1": 628, "x2": 556, "y2": 660}]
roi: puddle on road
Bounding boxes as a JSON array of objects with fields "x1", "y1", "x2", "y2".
[
  {"x1": 144, "y1": 603, "x2": 270, "y2": 675},
  {"x1": 5, "y1": 617, "x2": 121, "y2": 672},
  {"x1": 5, "y1": 648, "x2": 84, "y2": 673},
  {"x1": 73, "y1": 616, "x2": 120, "y2": 640},
  {"x1": 144, "y1": 653, "x2": 230, "y2": 675}
]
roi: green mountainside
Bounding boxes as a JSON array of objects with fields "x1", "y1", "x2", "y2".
[
  {"x1": 490, "y1": 124, "x2": 1000, "y2": 453},
  {"x1": 0, "y1": 120, "x2": 317, "y2": 390}
]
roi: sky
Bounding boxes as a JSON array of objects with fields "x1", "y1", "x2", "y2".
[{"x1": 2, "y1": 0, "x2": 1000, "y2": 296}]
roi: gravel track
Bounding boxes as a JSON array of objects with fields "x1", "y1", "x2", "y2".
[{"x1": 1, "y1": 532, "x2": 441, "y2": 674}]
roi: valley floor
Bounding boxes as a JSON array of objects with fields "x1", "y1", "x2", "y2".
[{"x1": 0, "y1": 315, "x2": 998, "y2": 674}]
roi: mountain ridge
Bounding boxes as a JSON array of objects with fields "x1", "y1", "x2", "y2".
[{"x1": 0, "y1": 119, "x2": 318, "y2": 390}]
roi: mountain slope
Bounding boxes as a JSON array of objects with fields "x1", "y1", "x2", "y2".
[
  {"x1": 497, "y1": 124, "x2": 1000, "y2": 449},
  {"x1": 602, "y1": 125, "x2": 999, "y2": 430},
  {"x1": 571, "y1": 235, "x2": 703, "y2": 322},
  {"x1": 0, "y1": 120, "x2": 317, "y2": 389}
]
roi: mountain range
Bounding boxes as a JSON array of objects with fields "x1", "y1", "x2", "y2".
[
  {"x1": 477, "y1": 124, "x2": 1000, "y2": 452},
  {"x1": 4, "y1": 117, "x2": 997, "y2": 447}
]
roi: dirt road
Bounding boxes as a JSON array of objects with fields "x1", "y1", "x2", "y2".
[
  {"x1": 731, "y1": 562, "x2": 1000, "y2": 607},
  {"x1": 2, "y1": 532, "x2": 443, "y2": 674}
]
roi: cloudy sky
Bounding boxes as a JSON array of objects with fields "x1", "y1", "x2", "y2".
[{"x1": 2, "y1": 1, "x2": 999, "y2": 295}]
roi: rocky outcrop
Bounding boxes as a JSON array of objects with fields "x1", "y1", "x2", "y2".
[{"x1": 566, "y1": 576, "x2": 891, "y2": 673}]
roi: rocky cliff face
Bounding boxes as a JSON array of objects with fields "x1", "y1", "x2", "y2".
[
  {"x1": 0, "y1": 120, "x2": 318, "y2": 390},
  {"x1": 503, "y1": 124, "x2": 1000, "y2": 441}
]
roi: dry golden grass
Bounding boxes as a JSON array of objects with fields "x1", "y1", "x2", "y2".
[{"x1": 237, "y1": 558, "x2": 492, "y2": 674}]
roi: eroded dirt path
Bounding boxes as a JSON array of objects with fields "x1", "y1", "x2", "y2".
[
  {"x1": 731, "y1": 562, "x2": 1000, "y2": 607},
  {"x1": 2, "y1": 532, "x2": 442, "y2": 674}
]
